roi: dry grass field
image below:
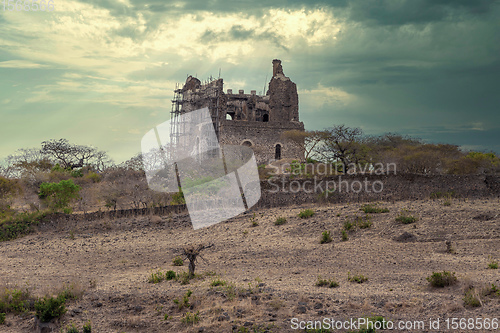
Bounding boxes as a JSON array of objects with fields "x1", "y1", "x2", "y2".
[{"x1": 0, "y1": 197, "x2": 499, "y2": 332}]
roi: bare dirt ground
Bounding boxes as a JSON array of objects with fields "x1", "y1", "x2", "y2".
[{"x1": 0, "y1": 197, "x2": 499, "y2": 332}]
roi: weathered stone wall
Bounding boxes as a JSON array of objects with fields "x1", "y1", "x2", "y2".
[
  {"x1": 219, "y1": 119, "x2": 304, "y2": 164},
  {"x1": 256, "y1": 174, "x2": 500, "y2": 208}
]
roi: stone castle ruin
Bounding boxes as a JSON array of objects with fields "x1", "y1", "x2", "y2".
[{"x1": 171, "y1": 59, "x2": 304, "y2": 164}]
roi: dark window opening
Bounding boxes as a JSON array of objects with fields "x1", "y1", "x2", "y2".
[
  {"x1": 262, "y1": 114, "x2": 269, "y2": 122},
  {"x1": 242, "y1": 140, "x2": 252, "y2": 147},
  {"x1": 275, "y1": 144, "x2": 281, "y2": 160}
]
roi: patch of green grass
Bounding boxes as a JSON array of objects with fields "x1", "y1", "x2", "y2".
[
  {"x1": 395, "y1": 209, "x2": 417, "y2": 224},
  {"x1": 320, "y1": 230, "x2": 333, "y2": 244},
  {"x1": 348, "y1": 272, "x2": 368, "y2": 284},
  {"x1": 298, "y1": 209, "x2": 314, "y2": 219},
  {"x1": 172, "y1": 256, "x2": 184, "y2": 266},
  {"x1": 361, "y1": 204, "x2": 389, "y2": 214},
  {"x1": 426, "y1": 271, "x2": 457, "y2": 287},
  {"x1": 463, "y1": 288, "x2": 481, "y2": 308},
  {"x1": 274, "y1": 217, "x2": 287, "y2": 225},
  {"x1": 488, "y1": 260, "x2": 498, "y2": 269},
  {"x1": 181, "y1": 311, "x2": 200, "y2": 325},
  {"x1": 210, "y1": 278, "x2": 227, "y2": 287},
  {"x1": 315, "y1": 276, "x2": 339, "y2": 288}
]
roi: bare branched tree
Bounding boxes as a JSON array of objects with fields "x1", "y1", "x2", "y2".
[
  {"x1": 178, "y1": 243, "x2": 214, "y2": 277},
  {"x1": 41, "y1": 139, "x2": 112, "y2": 171}
]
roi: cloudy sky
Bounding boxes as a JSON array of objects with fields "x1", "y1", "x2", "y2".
[{"x1": 1, "y1": 0, "x2": 499, "y2": 163}]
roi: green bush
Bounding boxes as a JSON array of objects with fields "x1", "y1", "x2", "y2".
[
  {"x1": 173, "y1": 290, "x2": 192, "y2": 310},
  {"x1": 0, "y1": 210, "x2": 48, "y2": 242},
  {"x1": 488, "y1": 260, "x2": 498, "y2": 269},
  {"x1": 274, "y1": 217, "x2": 287, "y2": 225},
  {"x1": 0, "y1": 287, "x2": 33, "y2": 314},
  {"x1": 83, "y1": 321, "x2": 91, "y2": 333},
  {"x1": 148, "y1": 270, "x2": 165, "y2": 284},
  {"x1": 343, "y1": 220, "x2": 354, "y2": 231},
  {"x1": 320, "y1": 230, "x2": 332, "y2": 244},
  {"x1": 426, "y1": 271, "x2": 457, "y2": 287},
  {"x1": 171, "y1": 190, "x2": 185, "y2": 205},
  {"x1": 172, "y1": 256, "x2": 184, "y2": 266},
  {"x1": 39, "y1": 179, "x2": 80, "y2": 213},
  {"x1": 0, "y1": 312, "x2": 5, "y2": 325},
  {"x1": 298, "y1": 209, "x2": 314, "y2": 219},
  {"x1": 34, "y1": 294, "x2": 67, "y2": 322},
  {"x1": 165, "y1": 270, "x2": 177, "y2": 280},
  {"x1": 341, "y1": 230, "x2": 348, "y2": 241},
  {"x1": 395, "y1": 209, "x2": 417, "y2": 224}
]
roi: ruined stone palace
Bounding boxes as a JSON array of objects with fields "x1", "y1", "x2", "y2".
[{"x1": 172, "y1": 59, "x2": 304, "y2": 164}]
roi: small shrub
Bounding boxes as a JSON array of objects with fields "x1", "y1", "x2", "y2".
[
  {"x1": 298, "y1": 209, "x2": 314, "y2": 219},
  {"x1": 320, "y1": 230, "x2": 332, "y2": 244},
  {"x1": 348, "y1": 272, "x2": 368, "y2": 284},
  {"x1": 343, "y1": 220, "x2": 354, "y2": 231},
  {"x1": 0, "y1": 287, "x2": 33, "y2": 314},
  {"x1": 463, "y1": 288, "x2": 481, "y2": 308},
  {"x1": 172, "y1": 256, "x2": 184, "y2": 266},
  {"x1": 488, "y1": 260, "x2": 498, "y2": 269},
  {"x1": 274, "y1": 217, "x2": 287, "y2": 225},
  {"x1": 395, "y1": 209, "x2": 417, "y2": 224},
  {"x1": 38, "y1": 179, "x2": 80, "y2": 213},
  {"x1": 361, "y1": 204, "x2": 389, "y2": 214},
  {"x1": 443, "y1": 200, "x2": 451, "y2": 206},
  {"x1": 341, "y1": 230, "x2": 348, "y2": 241},
  {"x1": 164, "y1": 313, "x2": 169, "y2": 321},
  {"x1": 148, "y1": 270, "x2": 165, "y2": 284},
  {"x1": 316, "y1": 276, "x2": 339, "y2": 288},
  {"x1": 170, "y1": 191, "x2": 185, "y2": 205},
  {"x1": 165, "y1": 270, "x2": 177, "y2": 280},
  {"x1": 426, "y1": 271, "x2": 457, "y2": 287},
  {"x1": 173, "y1": 289, "x2": 192, "y2": 310},
  {"x1": 356, "y1": 215, "x2": 372, "y2": 229},
  {"x1": 181, "y1": 311, "x2": 200, "y2": 325},
  {"x1": 0, "y1": 312, "x2": 5, "y2": 325},
  {"x1": 250, "y1": 213, "x2": 258, "y2": 227},
  {"x1": 82, "y1": 320, "x2": 91, "y2": 333},
  {"x1": 34, "y1": 294, "x2": 67, "y2": 322}
]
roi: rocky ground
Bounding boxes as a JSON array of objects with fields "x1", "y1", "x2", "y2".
[{"x1": 0, "y1": 197, "x2": 499, "y2": 332}]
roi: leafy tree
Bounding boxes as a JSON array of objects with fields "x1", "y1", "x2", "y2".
[
  {"x1": 319, "y1": 125, "x2": 368, "y2": 172},
  {"x1": 39, "y1": 180, "x2": 81, "y2": 213}
]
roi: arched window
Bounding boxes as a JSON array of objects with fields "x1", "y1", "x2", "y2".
[
  {"x1": 242, "y1": 140, "x2": 252, "y2": 147},
  {"x1": 275, "y1": 144, "x2": 281, "y2": 160},
  {"x1": 262, "y1": 114, "x2": 269, "y2": 122},
  {"x1": 226, "y1": 113, "x2": 233, "y2": 120}
]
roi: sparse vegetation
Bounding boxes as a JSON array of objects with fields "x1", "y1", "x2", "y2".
[
  {"x1": 361, "y1": 204, "x2": 389, "y2": 214},
  {"x1": 348, "y1": 272, "x2": 368, "y2": 283},
  {"x1": 274, "y1": 217, "x2": 287, "y2": 225},
  {"x1": 320, "y1": 230, "x2": 333, "y2": 244},
  {"x1": 463, "y1": 288, "x2": 481, "y2": 307},
  {"x1": 181, "y1": 311, "x2": 200, "y2": 325},
  {"x1": 148, "y1": 270, "x2": 166, "y2": 284},
  {"x1": 488, "y1": 260, "x2": 498, "y2": 269},
  {"x1": 426, "y1": 271, "x2": 457, "y2": 287},
  {"x1": 210, "y1": 278, "x2": 227, "y2": 287},
  {"x1": 65, "y1": 323, "x2": 79, "y2": 333},
  {"x1": 83, "y1": 321, "x2": 92, "y2": 333},
  {"x1": 172, "y1": 256, "x2": 184, "y2": 266},
  {"x1": 298, "y1": 209, "x2": 314, "y2": 219},
  {"x1": 341, "y1": 230, "x2": 349, "y2": 241},
  {"x1": 316, "y1": 276, "x2": 339, "y2": 288},
  {"x1": 395, "y1": 209, "x2": 417, "y2": 224},
  {"x1": 0, "y1": 312, "x2": 5, "y2": 325},
  {"x1": 173, "y1": 289, "x2": 192, "y2": 310}
]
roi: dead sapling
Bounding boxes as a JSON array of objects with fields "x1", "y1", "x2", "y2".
[
  {"x1": 445, "y1": 240, "x2": 456, "y2": 254},
  {"x1": 178, "y1": 243, "x2": 214, "y2": 277}
]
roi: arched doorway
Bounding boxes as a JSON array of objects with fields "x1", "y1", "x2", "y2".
[
  {"x1": 242, "y1": 140, "x2": 252, "y2": 147},
  {"x1": 262, "y1": 114, "x2": 269, "y2": 122},
  {"x1": 275, "y1": 144, "x2": 281, "y2": 160}
]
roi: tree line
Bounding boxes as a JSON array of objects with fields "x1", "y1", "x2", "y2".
[{"x1": 282, "y1": 125, "x2": 500, "y2": 175}]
